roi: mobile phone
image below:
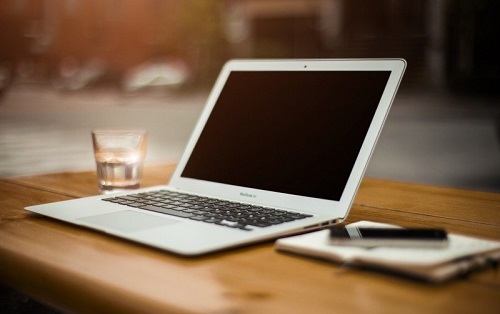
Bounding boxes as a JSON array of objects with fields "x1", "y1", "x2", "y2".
[{"x1": 329, "y1": 226, "x2": 448, "y2": 248}]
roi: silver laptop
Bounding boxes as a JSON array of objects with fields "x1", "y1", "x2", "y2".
[{"x1": 26, "y1": 59, "x2": 406, "y2": 256}]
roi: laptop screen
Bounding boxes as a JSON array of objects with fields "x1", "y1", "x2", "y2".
[{"x1": 181, "y1": 70, "x2": 391, "y2": 201}]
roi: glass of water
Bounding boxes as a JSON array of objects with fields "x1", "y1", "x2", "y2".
[{"x1": 92, "y1": 129, "x2": 148, "y2": 194}]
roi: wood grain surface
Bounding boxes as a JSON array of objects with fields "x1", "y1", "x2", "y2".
[{"x1": 1, "y1": 164, "x2": 499, "y2": 313}]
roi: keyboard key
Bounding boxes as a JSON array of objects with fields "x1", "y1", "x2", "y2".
[{"x1": 139, "y1": 205, "x2": 194, "y2": 218}]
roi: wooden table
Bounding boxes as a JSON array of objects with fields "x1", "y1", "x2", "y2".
[{"x1": 1, "y1": 164, "x2": 499, "y2": 313}]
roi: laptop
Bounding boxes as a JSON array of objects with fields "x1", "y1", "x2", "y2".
[{"x1": 26, "y1": 59, "x2": 406, "y2": 256}]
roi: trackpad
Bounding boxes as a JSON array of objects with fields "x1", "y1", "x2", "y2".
[{"x1": 78, "y1": 210, "x2": 179, "y2": 233}]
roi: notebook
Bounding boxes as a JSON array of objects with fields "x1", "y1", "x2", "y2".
[
  {"x1": 25, "y1": 59, "x2": 406, "y2": 256},
  {"x1": 275, "y1": 221, "x2": 500, "y2": 283}
]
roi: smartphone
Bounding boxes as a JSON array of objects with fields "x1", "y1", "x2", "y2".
[{"x1": 329, "y1": 226, "x2": 448, "y2": 248}]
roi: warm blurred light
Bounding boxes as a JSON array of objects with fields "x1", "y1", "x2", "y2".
[{"x1": 0, "y1": 0, "x2": 498, "y2": 93}]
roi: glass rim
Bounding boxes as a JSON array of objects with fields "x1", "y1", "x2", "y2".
[{"x1": 91, "y1": 129, "x2": 148, "y2": 135}]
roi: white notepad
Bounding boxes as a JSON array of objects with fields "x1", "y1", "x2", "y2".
[{"x1": 275, "y1": 221, "x2": 500, "y2": 282}]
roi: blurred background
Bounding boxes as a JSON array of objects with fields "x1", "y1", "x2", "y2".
[{"x1": 1, "y1": 0, "x2": 499, "y2": 192}]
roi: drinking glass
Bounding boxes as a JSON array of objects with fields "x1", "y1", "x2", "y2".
[{"x1": 92, "y1": 129, "x2": 148, "y2": 194}]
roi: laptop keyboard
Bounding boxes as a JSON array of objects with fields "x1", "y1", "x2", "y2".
[{"x1": 102, "y1": 190, "x2": 313, "y2": 231}]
